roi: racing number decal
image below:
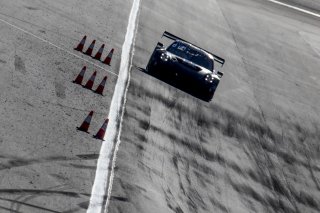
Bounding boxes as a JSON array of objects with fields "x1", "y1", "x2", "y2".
[
  {"x1": 172, "y1": 42, "x2": 187, "y2": 51},
  {"x1": 177, "y1": 45, "x2": 186, "y2": 51}
]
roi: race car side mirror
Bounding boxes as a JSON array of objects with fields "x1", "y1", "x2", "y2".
[
  {"x1": 156, "y1": 42, "x2": 164, "y2": 49},
  {"x1": 217, "y1": 71, "x2": 223, "y2": 78}
]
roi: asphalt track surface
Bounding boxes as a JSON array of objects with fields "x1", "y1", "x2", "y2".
[
  {"x1": 108, "y1": 0, "x2": 320, "y2": 213},
  {"x1": 0, "y1": 0, "x2": 319, "y2": 213}
]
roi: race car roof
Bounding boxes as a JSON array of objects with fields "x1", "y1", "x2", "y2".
[{"x1": 162, "y1": 31, "x2": 225, "y2": 66}]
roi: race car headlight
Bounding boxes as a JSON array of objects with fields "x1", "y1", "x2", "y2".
[
  {"x1": 204, "y1": 74, "x2": 214, "y2": 83},
  {"x1": 160, "y1": 52, "x2": 170, "y2": 62},
  {"x1": 171, "y1": 56, "x2": 178, "y2": 62}
]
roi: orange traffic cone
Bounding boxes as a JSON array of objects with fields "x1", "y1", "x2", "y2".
[
  {"x1": 93, "y1": 44, "x2": 105, "y2": 60},
  {"x1": 94, "y1": 76, "x2": 108, "y2": 95},
  {"x1": 94, "y1": 118, "x2": 109, "y2": 140},
  {"x1": 84, "y1": 40, "x2": 96, "y2": 56},
  {"x1": 73, "y1": 66, "x2": 87, "y2": 85},
  {"x1": 74, "y1": 35, "x2": 87, "y2": 52},
  {"x1": 103, "y1": 49, "x2": 114, "y2": 65},
  {"x1": 77, "y1": 111, "x2": 94, "y2": 133},
  {"x1": 83, "y1": 71, "x2": 97, "y2": 90}
]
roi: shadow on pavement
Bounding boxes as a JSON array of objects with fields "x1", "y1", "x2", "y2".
[{"x1": 136, "y1": 66, "x2": 214, "y2": 102}]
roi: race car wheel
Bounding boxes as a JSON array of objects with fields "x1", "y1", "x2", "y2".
[
  {"x1": 146, "y1": 55, "x2": 158, "y2": 74},
  {"x1": 203, "y1": 90, "x2": 214, "y2": 102}
]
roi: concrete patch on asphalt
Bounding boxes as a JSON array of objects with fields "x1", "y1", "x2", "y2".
[
  {"x1": 14, "y1": 55, "x2": 26, "y2": 74},
  {"x1": 54, "y1": 81, "x2": 66, "y2": 99},
  {"x1": 299, "y1": 31, "x2": 320, "y2": 57}
]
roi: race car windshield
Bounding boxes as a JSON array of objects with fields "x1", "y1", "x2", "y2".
[{"x1": 167, "y1": 42, "x2": 214, "y2": 71}]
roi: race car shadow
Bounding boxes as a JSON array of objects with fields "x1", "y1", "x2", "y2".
[{"x1": 136, "y1": 66, "x2": 212, "y2": 102}]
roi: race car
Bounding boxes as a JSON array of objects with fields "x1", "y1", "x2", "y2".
[{"x1": 146, "y1": 31, "x2": 225, "y2": 101}]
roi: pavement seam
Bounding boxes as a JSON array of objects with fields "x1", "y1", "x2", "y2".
[{"x1": 0, "y1": 17, "x2": 118, "y2": 77}]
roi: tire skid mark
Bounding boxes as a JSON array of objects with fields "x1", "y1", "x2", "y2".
[
  {"x1": 0, "y1": 189, "x2": 89, "y2": 197},
  {"x1": 130, "y1": 78, "x2": 320, "y2": 171},
  {"x1": 0, "y1": 196, "x2": 61, "y2": 213},
  {"x1": 126, "y1": 67, "x2": 320, "y2": 212},
  {"x1": 0, "y1": 155, "x2": 97, "y2": 170}
]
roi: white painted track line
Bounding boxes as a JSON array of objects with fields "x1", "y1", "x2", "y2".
[
  {"x1": 0, "y1": 17, "x2": 118, "y2": 77},
  {"x1": 267, "y1": 0, "x2": 320, "y2": 18},
  {"x1": 86, "y1": 0, "x2": 141, "y2": 212}
]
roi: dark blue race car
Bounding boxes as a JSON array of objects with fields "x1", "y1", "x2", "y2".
[{"x1": 146, "y1": 32, "x2": 225, "y2": 101}]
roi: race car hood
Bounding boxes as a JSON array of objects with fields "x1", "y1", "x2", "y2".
[{"x1": 166, "y1": 51, "x2": 220, "y2": 79}]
